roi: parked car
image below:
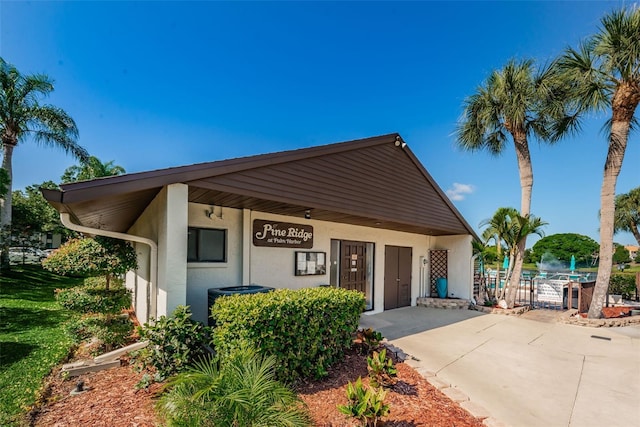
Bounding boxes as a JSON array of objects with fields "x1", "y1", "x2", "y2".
[{"x1": 9, "y1": 247, "x2": 46, "y2": 265}]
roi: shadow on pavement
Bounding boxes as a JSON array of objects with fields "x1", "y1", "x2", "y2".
[{"x1": 359, "y1": 306, "x2": 486, "y2": 340}]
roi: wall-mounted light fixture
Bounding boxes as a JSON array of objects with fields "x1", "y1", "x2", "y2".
[
  {"x1": 305, "y1": 209, "x2": 311, "y2": 220},
  {"x1": 206, "y1": 206, "x2": 223, "y2": 220}
]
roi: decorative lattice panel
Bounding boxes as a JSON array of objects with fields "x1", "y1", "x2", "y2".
[
  {"x1": 429, "y1": 250, "x2": 448, "y2": 296},
  {"x1": 473, "y1": 258, "x2": 483, "y2": 298}
]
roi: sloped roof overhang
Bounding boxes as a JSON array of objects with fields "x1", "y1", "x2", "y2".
[{"x1": 42, "y1": 133, "x2": 478, "y2": 239}]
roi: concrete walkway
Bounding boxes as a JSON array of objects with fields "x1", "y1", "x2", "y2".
[{"x1": 360, "y1": 306, "x2": 640, "y2": 427}]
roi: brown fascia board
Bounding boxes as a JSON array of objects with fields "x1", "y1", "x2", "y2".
[
  {"x1": 55, "y1": 133, "x2": 401, "y2": 204},
  {"x1": 401, "y1": 146, "x2": 480, "y2": 241}
]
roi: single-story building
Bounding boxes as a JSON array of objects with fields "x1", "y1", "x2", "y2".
[{"x1": 43, "y1": 133, "x2": 478, "y2": 324}]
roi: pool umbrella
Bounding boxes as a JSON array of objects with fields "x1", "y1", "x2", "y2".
[
  {"x1": 570, "y1": 255, "x2": 576, "y2": 272},
  {"x1": 502, "y1": 255, "x2": 509, "y2": 269}
]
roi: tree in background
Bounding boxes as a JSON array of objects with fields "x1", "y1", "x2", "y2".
[
  {"x1": 11, "y1": 181, "x2": 72, "y2": 248},
  {"x1": 61, "y1": 156, "x2": 125, "y2": 183},
  {"x1": 43, "y1": 237, "x2": 137, "y2": 290},
  {"x1": 614, "y1": 186, "x2": 640, "y2": 246},
  {"x1": 530, "y1": 233, "x2": 600, "y2": 268},
  {"x1": 557, "y1": 8, "x2": 640, "y2": 318},
  {"x1": 456, "y1": 59, "x2": 577, "y2": 306},
  {"x1": 0, "y1": 57, "x2": 88, "y2": 267},
  {"x1": 612, "y1": 244, "x2": 631, "y2": 265}
]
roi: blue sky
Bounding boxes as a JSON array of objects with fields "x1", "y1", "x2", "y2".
[{"x1": 1, "y1": 1, "x2": 638, "y2": 246}]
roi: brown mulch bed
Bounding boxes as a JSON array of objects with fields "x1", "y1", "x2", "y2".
[
  {"x1": 578, "y1": 306, "x2": 640, "y2": 318},
  {"x1": 32, "y1": 349, "x2": 483, "y2": 427}
]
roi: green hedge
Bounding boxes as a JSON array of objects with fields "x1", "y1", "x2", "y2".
[
  {"x1": 65, "y1": 313, "x2": 134, "y2": 354},
  {"x1": 55, "y1": 277, "x2": 131, "y2": 314},
  {"x1": 211, "y1": 287, "x2": 365, "y2": 382},
  {"x1": 609, "y1": 274, "x2": 637, "y2": 300}
]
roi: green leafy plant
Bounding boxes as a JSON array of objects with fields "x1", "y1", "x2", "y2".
[
  {"x1": 211, "y1": 287, "x2": 365, "y2": 381},
  {"x1": 337, "y1": 376, "x2": 390, "y2": 427},
  {"x1": 356, "y1": 328, "x2": 383, "y2": 355},
  {"x1": 367, "y1": 348, "x2": 397, "y2": 388},
  {"x1": 156, "y1": 348, "x2": 311, "y2": 427},
  {"x1": 55, "y1": 277, "x2": 131, "y2": 314},
  {"x1": 131, "y1": 305, "x2": 211, "y2": 384}
]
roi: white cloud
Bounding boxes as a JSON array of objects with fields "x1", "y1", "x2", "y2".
[{"x1": 446, "y1": 183, "x2": 475, "y2": 201}]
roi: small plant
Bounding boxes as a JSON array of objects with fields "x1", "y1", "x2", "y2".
[
  {"x1": 131, "y1": 305, "x2": 211, "y2": 384},
  {"x1": 356, "y1": 328, "x2": 383, "y2": 355},
  {"x1": 156, "y1": 348, "x2": 311, "y2": 426},
  {"x1": 483, "y1": 298, "x2": 496, "y2": 307},
  {"x1": 337, "y1": 376, "x2": 390, "y2": 427},
  {"x1": 367, "y1": 348, "x2": 397, "y2": 388}
]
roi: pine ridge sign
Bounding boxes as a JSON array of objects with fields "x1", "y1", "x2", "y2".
[{"x1": 253, "y1": 219, "x2": 313, "y2": 248}]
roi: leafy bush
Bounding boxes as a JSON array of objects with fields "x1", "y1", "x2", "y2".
[
  {"x1": 156, "y1": 348, "x2": 310, "y2": 427},
  {"x1": 609, "y1": 274, "x2": 637, "y2": 299},
  {"x1": 367, "y1": 348, "x2": 397, "y2": 388},
  {"x1": 43, "y1": 236, "x2": 137, "y2": 289},
  {"x1": 132, "y1": 305, "x2": 211, "y2": 382},
  {"x1": 65, "y1": 314, "x2": 134, "y2": 354},
  {"x1": 337, "y1": 376, "x2": 390, "y2": 427},
  {"x1": 56, "y1": 277, "x2": 131, "y2": 314},
  {"x1": 211, "y1": 287, "x2": 365, "y2": 381}
]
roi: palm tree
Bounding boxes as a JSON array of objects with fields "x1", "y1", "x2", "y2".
[
  {"x1": 0, "y1": 57, "x2": 88, "y2": 264},
  {"x1": 61, "y1": 156, "x2": 126, "y2": 183},
  {"x1": 502, "y1": 213, "x2": 547, "y2": 308},
  {"x1": 557, "y1": 8, "x2": 640, "y2": 318},
  {"x1": 157, "y1": 350, "x2": 310, "y2": 427},
  {"x1": 614, "y1": 187, "x2": 640, "y2": 246},
  {"x1": 480, "y1": 207, "x2": 519, "y2": 300},
  {"x1": 457, "y1": 59, "x2": 576, "y2": 305}
]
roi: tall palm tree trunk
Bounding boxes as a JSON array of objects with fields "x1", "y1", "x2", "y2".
[
  {"x1": 514, "y1": 134, "x2": 533, "y2": 217},
  {"x1": 589, "y1": 119, "x2": 631, "y2": 318},
  {"x1": 0, "y1": 142, "x2": 14, "y2": 268},
  {"x1": 630, "y1": 226, "x2": 640, "y2": 247},
  {"x1": 505, "y1": 133, "x2": 533, "y2": 307}
]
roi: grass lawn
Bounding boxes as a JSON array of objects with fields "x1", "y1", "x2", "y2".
[{"x1": 0, "y1": 265, "x2": 83, "y2": 425}]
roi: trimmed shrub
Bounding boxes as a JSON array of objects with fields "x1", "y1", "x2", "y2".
[
  {"x1": 211, "y1": 287, "x2": 365, "y2": 381},
  {"x1": 43, "y1": 236, "x2": 137, "y2": 289},
  {"x1": 56, "y1": 277, "x2": 131, "y2": 314},
  {"x1": 65, "y1": 313, "x2": 134, "y2": 354},
  {"x1": 609, "y1": 274, "x2": 637, "y2": 299},
  {"x1": 132, "y1": 305, "x2": 211, "y2": 382}
]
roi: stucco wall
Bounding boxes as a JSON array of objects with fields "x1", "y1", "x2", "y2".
[
  {"x1": 186, "y1": 203, "x2": 244, "y2": 323},
  {"x1": 128, "y1": 193, "x2": 474, "y2": 324},
  {"x1": 184, "y1": 207, "x2": 472, "y2": 322},
  {"x1": 126, "y1": 188, "x2": 165, "y2": 323},
  {"x1": 432, "y1": 234, "x2": 474, "y2": 300},
  {"x1": 127, "y1": 184, "x2": 188, "y2": 322}
]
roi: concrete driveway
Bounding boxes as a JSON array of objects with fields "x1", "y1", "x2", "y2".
[{"x1": 360, "y1": 306, "x2": 640, "y2": 427}]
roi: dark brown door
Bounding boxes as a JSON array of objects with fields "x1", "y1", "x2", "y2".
[
  {"x1": 384, "y1": 246, "x2": 412, "y2": 310},
  {"x1": 340, "y1": 241, "x2": 367, "y2": 293}
]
